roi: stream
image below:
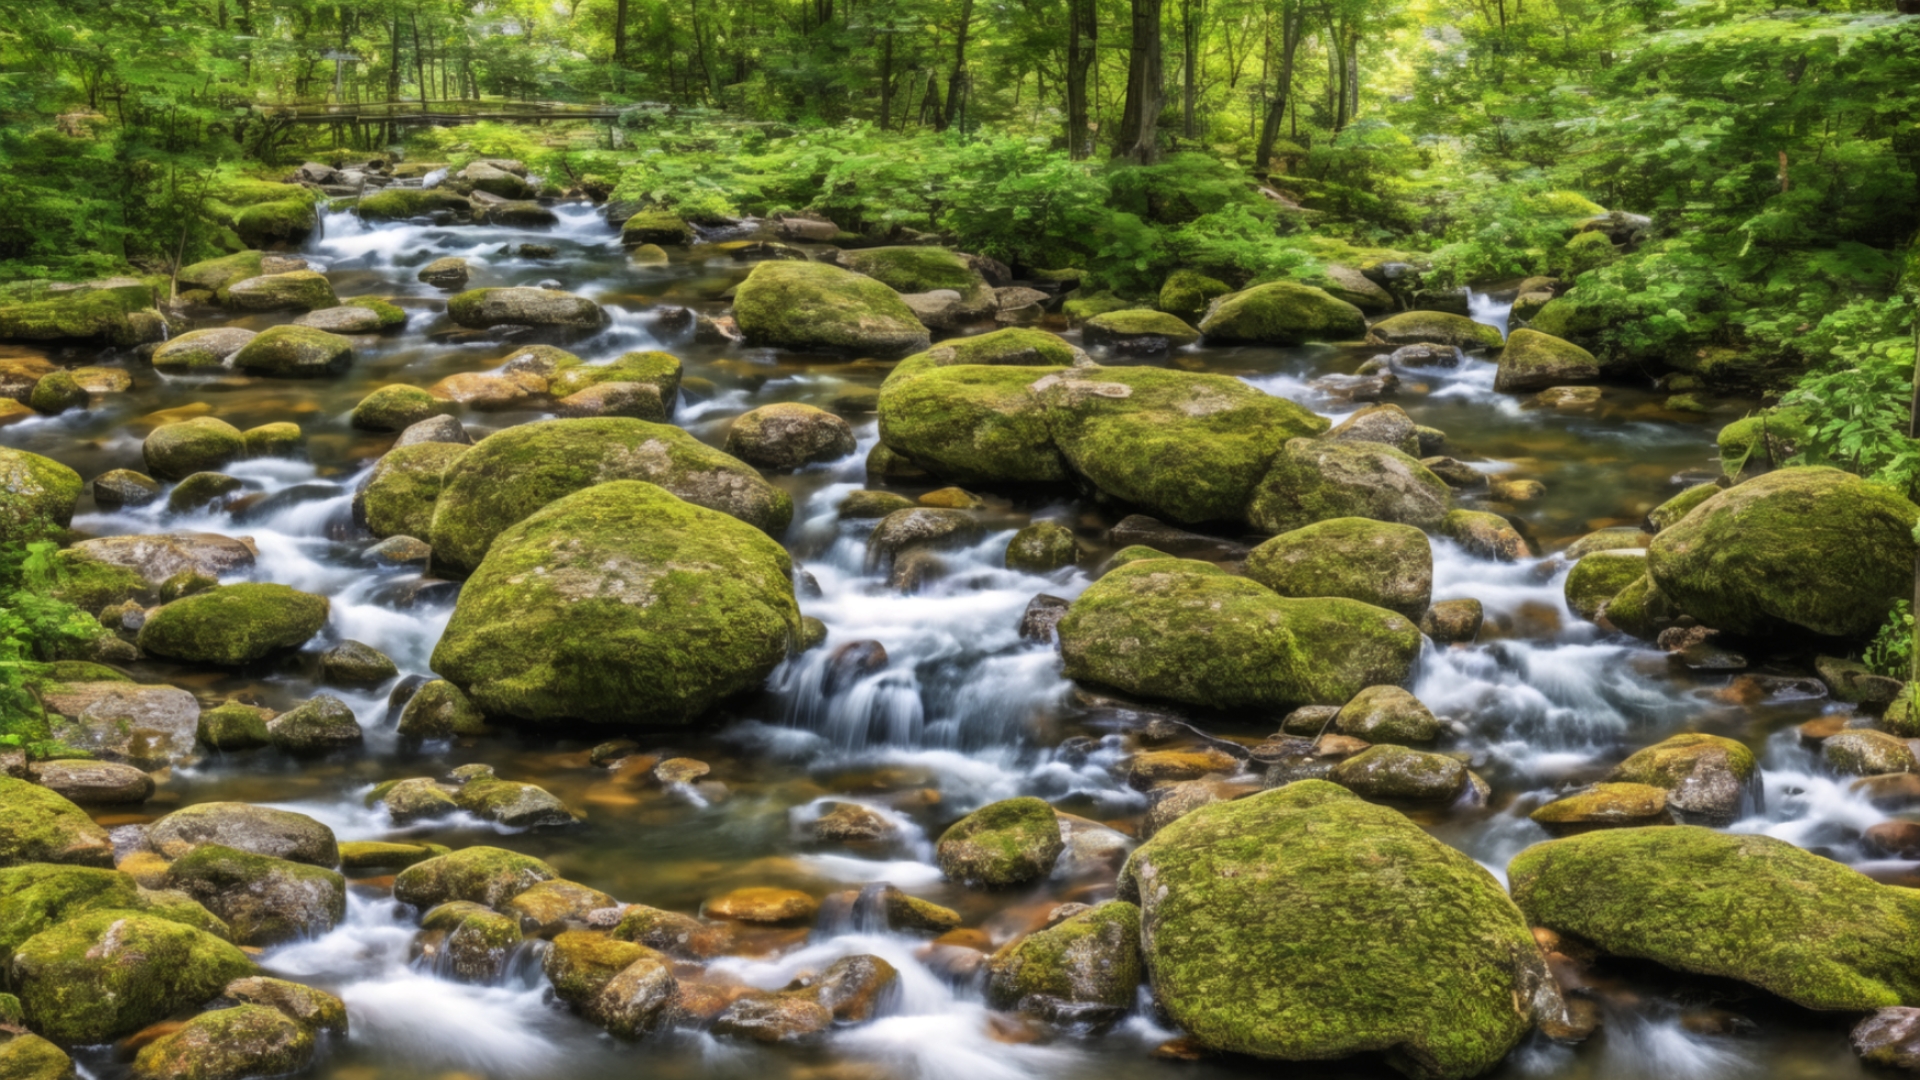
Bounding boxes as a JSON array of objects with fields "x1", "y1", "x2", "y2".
[{"x1": 3, "y1": 201, "x2": 1888, "y2": 1080}]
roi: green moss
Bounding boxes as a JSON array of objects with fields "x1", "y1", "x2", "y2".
[
  {"x1": 1509, "y1": 826, "x2": 1920, "y2": 1010},
  {"x1": 128, "y1": 1004, "x2": 314, "y2": 1080},
  {"x1": 1119, "y1": 782, "x2": 1553, "y2": 1079},
  {"x1": 619, "y1": 211, "x2": 693, "y2": 246},
  {"x1": 0, "y1": 1032, "x2": 70, "y2": 1080},
  {"x1": 222, "y1": 976, "x2": 347, "y2": 1035},
  {"x1": 1246, "y1": 518, "x2": 1432, "y2": 621},
  {"x1": 1082, "y1": 309, "x2": 1201, "y2": 347},
  {"x1": 230, "y1": 325, "x2": 354, "y2": 378},
  {"x1": 1717, "y1": 408, "x2": 1812, "y2": 474},
  {"x1": 542, "y1": 930, "x2": 658, "y2": 1003},
  {"x1": 338, "y1": 841, "x2": 444, "y2": 870},
  {"x1": 1248, "y1": 438, "x2": 1451, "y2": 535},
  {"x1": 165, "y1": 844, "x2": 346, "y2": 946},
  {"x1": 445, "y1": 288, "x2": 606, "y2": 331},
  {"x1": 1158, "y1": 269, "x2": 1232, "y2": 321},
  {"x1": 1327, "y1": 744, "x2": 1468, "y2": 801},
  {"x1": 1038, "y1": 368, "x2": 1328, "y2": 525},
  {"x1": 733, "y1": 261, "x2": 932, "y2": 359},
  {"x1": 985, "y1": 900, "x2": 1142, "y2": 1011},
  {"x1": 1195, "y1": 282, "x2": 1368, "y2": 345},
  {"x1": 166, "y1": 472, "x2": 243, "y2": 514},
  {"x1": 0, "y1": 448, "x2": 82, "y2": 544},
  {"x1": 1646, "y1": 466, "x2": 1919, "y2": 639},
  {"x1": 361, "y1": 442, "x2": 468, "y2": 541},
  {"x1": 1005, "y1": 522, "x2": 1077, "y2": 573},
  {"x1": 431, "y1": 482, "x2": 800, "y2": 726},
  {"x1": 224, "y1": 271, "x2": 337, "y2": 312},
  {"x1": 1528, "y1": 783, "x2": 1671, "y2": 833},
  {"x1": 935, "y1": 797, "x2": 1064, "y2": 887},
  {"x1": 428, "y1": 418, "x2": 792, "y2": 574},
  {"x1": 877, "y1": 362, "x2": 1071, "y2": 485},
  {"x1": 356, "y1": 188, "x2": 470, "y2": 221},
  {"x1": 1563, "y1": 550, "x2": 1647, "y2": 622},
  {"x1": 1493, "y1": 328, "x2": 1601, "y2": 393},
  {"x1": 1368, "y1": 311, "x2": 1503, "y2": 350},
  {"x1": 547, "y1": 351, "x2": 683, "y2": 402},
  {"x1": 422, "y1": 901, "x2": 523, "y2": 980},
  {"x1": 351, "y1": 385, "x2": 455, "y2": 433},
  {"x1": 136, "y1": 583, "x2": 330, "y2": 665},
  {"x1": 396, "y1": 679, "x2": 489, "y2": 738},
  {"x1": 0, "y1": 865, "x2": 148, "y2": 966},
  {"x1": 176, "y1": 253, "x2": 265, "y2": 297},
  {"x1": 1648, "y1": 482, "x2": 1720, "y2": 532},
  {"x1": 0, "y1": 281, "x2": 156, "y2": 346},
  {"x1": 838, "y1": 246, "x2": 996, "y2": 317},
  {"x1": 1058, "y1": 560, "x2": 1422, "y2": 711},
  {"x1": 0, "y1": 778, "x2": 114, "y2": 868},
  {"x1": 1597, "y1": 573, "x2": 1674, "y2": 640},
  {"x1": 243, "y1": 422, "x2": 304, "y2": 459},
  {"x1": 27, "y1": 372, "x2": 84, "y2": 415},
  {"x1": 1061, "y1": 291, "x2": 1133, "y2": 325},
  {"x1": 1607, "y1": 732, "x2": 1755, "y2": 815},
  {"x1": 196, "y1": 703, "x2": 271, "y2": 751},
  {"x1": 48, "y1": 552, "x2": 149, "y2": 614},
  {"x1": 345, "y1": 297, "x2": 408, "y2": 328},
  {"x1": 1332, "y1": 686, "x2": 1440, "y2": 745},
  {"x1": 11, "y1": 909, "x2": 256, "y2": 1044},
  {"x1": 1560, "y1": 229, "x2": 1618, "y2": 275},
  {"x1": 1525, "y1": 295, "x2": 1608, "y2": 343},
  {"x1": 393, "y1": 845, "x2": 557, "y2": 910}
]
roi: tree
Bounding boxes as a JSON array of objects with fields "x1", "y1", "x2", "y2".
[{"x1": 1114, "y1": 0, "x2": 1164, "y2": 162}]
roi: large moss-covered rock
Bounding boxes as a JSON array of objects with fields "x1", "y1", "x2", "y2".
[
  {"x1": 266, "y1": 695, "x2": 364, "y2": 754},
  {"x1": 224, "y1": 272, "x2": 338, "y2": 313},
  {"x1": 1248, "y1": 438, "x2": 1451, "y2": 535},
  {"x1": 1564, "y1": 550, "x2": 1647, "y2": 623},
  {"x1": 875, "y1": 331, "x2": 1078, "y2": 484},
  {"x1": 1158, "y1": 269, "x2": 1232, "y2": 321},
  {"x1": 0, "y1": 865, "x2": 220, "y2": 967},
  {"x1": 1083, "y1": 309, "x2": 1201, "y2": 349},
  {"x1": 985, "y1": 900, "x2": 1142, "y2": 1019},
  {"x1": 0, "y1": 1033, "x2": 71, "y2": 1080},
  {"x1": 1367, "y1": 311, "x2": 1503, "y2": 350},
  {"x1": 1119, "y1": 782, "x2": 1559, "y2": 1079},
  {"x1": 1035, "y1": 368, "x2": 1328, "y2": 525},
  {"x1": 136, "y1": 584, "x2": 330, "y2": 664},
  {"x1": 128, "y1": 1004, "x2": 314, "y2": 1080},
  {"x1": 1058, "y1": 560, "x2": 1422, "y2": 711},
  {"x1": 148, "y1": 802, "x2": 338, "y2": 866},
  {"x1": 360, "y1": 442, "x2": 467, "y2": 541},
  {"x1": 1493, "y1": 329, "x2": 1601, "y2": 393},
  {"x1": 935, "y1": 797, "x2": 1064, "y2": 887},
  {"x1": 176, "y1": 252, "x2": 266, "y2": 297},
  {"x1": 431, "y1": 481, "x2": 801, "y2": 725},
  {"x1": 547, "y1": 350, "x2": 682, "y2": 403},
  {"x1": 143, "y1": 418, "x2": 246, "y2": 481},
  {"x1": 356, "y1": 187, "x2": 471, "y2": 221},
  {"x1": 230, "y1": 325, "x2": 354, "y2": 378},
  {"x1": 0, "y1": 279, "x2": 159, "y2": 347},
  {"x1": 428, "y1": 418, "x2": 791, "y2": 574},
  {"x1": 0, "y1": 779, "x2": 114, "y2": 868},
  {"x1": 837, "y1": 246, "x2": 996, "y2": 321},
  {"x1": 1646, "y1": 467, "x2": 1919, "y2": 639},
  {"x1": 11, "y1": 910, "x2": 256, "y2": 1044},
  {"x1": 1328, "y1": 745, "x2": 1469, "y2": 802},
  {"x1": 216, "y1": 181, "x2": 320, "y2": 249},
  {"x1": 1196, "y1": 282, "x2": 1368, "y2": 345},
  {"x1": 422, "y1": 901, "x2": 522, "y2": 981},
  {"x1": 733, "y1": 261, "x2": 931, "y2": 359},
  {"x1": 151, "y1": 328, "x2": 256, "y2": 373},
  {"x1": 1508, "y1": 826, "x2": 1920, "y2": 1011},
  {"x1": 1246, "y1": 518, "x2": 1431, "y2": 621},
  {"x1": 1606, "y1": 733, "x2": 1755, "y2": 825},
  {"x1": 166, "y1": 844, "x2": 346, "y2": 946},
  {"x1": 394, "y1": 846, "x2": 557, "y2": 910},
  {"x1": 351, "y1": 384, "x2": 456, "y2": 432},
  {"x1": 446, "y1": 288, "x2": 607, "y2": 331},
  {"x1": 0, "y1": 449, "x2": 81, "y2": 545},
  {"x1": 724, "y1": 403, "x2": 857, "y2": 469},
  {"x1": 396, "y1": 679, "x2": 488, "y2": 739}
]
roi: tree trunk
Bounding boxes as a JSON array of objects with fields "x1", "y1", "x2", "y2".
[
  {"x1": 943, "y1": 0, "x2": 975, "y2": 130},
  {"x1": 614, "y1": 0, "x2": 629, "y2": 65},
  {"x1": 879, "y1": 32, "x2": 894, "y2": 130},
  {"x1": 1114, "y1": 0, "x2": 1163, "y2": 162},
  {"x1": 388, "y1": 18, "x2": 403, "y2": 103},
  {"x1": 411, "y1": 11, "x2": 428, "y2": 111},
  {"x1": 1180, "y1": 0, "x2": 1199, "y2": 138},
  {"x1": 1066, "y1": 0, "x2": 1096, "y2": 159},
  {"x1": 1253, "y1": 5, "x2": 1301, "y2": 178}
]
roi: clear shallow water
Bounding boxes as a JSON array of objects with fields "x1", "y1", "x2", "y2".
[{"x1": 13, "y1": 207, "x2": 1887, "y2": 1080}]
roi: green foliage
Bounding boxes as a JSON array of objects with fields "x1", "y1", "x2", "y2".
[
  {"x1": 1864, "y1": 601, "x2": 1915, "y2": 681},
  {"x1": 1776, "y1": 300, "x2": 1920, "y2": 495},
  {"x1": 0, "y1": 536, "x2": 108, "y2": 758}
]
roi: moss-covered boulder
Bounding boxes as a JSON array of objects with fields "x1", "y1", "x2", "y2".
[
  {"x1": 243, "y1": 422, "x2": 304, "y2": 459},
  {"x1": 1082, "y1": 309, "x2": 1201, "y2": 350},
  {"x1": 1647, "y1": 482, "x2": 1718, "y2": 533},
  {"x1": 215, "y1": 181, "x2": 320, "y2": 249},
  {"x1": 1246, "y1": 518, "x2": 1431, "y2": 621},
  {"x1": 1006, "y1": 521, "x2": 1077, "y2": 573},
  {"x1": 0, "y1": 779, "x2": 114, "y2": 868},
  {"x1": 142, "y1": 418, "x2": 245, "y2": 482},
  {"x1": 1328, "y1": 745, "x2": 1469, "y2": 802},
  {"x1": 136, "y1": 583, "x2": 329, "y2": 665},
  {"x1": 1058, "y1": 560, "x2": 1422, "y2": 711},
  {"x1": 196, "y1": 702, "x2": 271, "y2": 751},
  {"x1": 724, "y1": 403, "x2": 857, "y2": 469},
  {"x1": 230, "y1": 325, "x2": 355, "y2": 378},
  {"x1": 1332, "y1": 685, "x2": 1439, "y2": 744},
  {"x1": 394, "y1": 846, "x2": 557, "y2": 910},
  {"x1": 128, "y1": 1004, "x2": 314, "y2": 1080},
  {"x1": 1159, "y1": 269, "x2": 1232, "y2": 321},
  {"x1": 1248, "y1": 438, "x2": 1451, "y2": 535},
  {"x1": 1366, "y1": 311, "x2": 1503, "y2": 351},
  {"x1": 733, "y1": 261, "x2": 931, "y2": 359},
  {"x1": 446, "y1": 287, "x2": 607, "y2": 331},
  {"x1": 453, "y1": 776, "x2": 573, "y2": 829},
  {"x1": 1717, "y1": 408, "x2": 1811, "y2": 475},
  {"x1": 148, "y1": 802, "x2": 338, "y2": 866},
  {"x1": 1605, "y1": 733, "x2": 1755, "y2": 825},
  {"x1": 266, "y1": 694, "x2": 364, "y2": 754},
  {"x1": 1824, "y1": 729, "x2": 1917, "y2": 777},
  {"x1": 0, "y1": 449, "x2": 81, "y2": 545},
  {"x1": 0, "y1": 865, "x2": 215, "y2": 967},
  {"x1": 351, "y1": 384, "x2": 456, "y2": 432},
  {"x1": 545, "y1": 931, "x2": 678, "y2": 1038},
  {"x1": 360, "y1": 442, "x2": 467, "y2": 541},
  {"x1": 166, "y1": 844, "x2": 346, "y2": 946},
  {"x1": 837, "y1": 246, "x2": 997, "y2": 321},
  {"x1": 874, "y1": 331, "x2": 1078, "y2": 484},
  {"x1": 355, "y1": 187, "x2": 470, "y2": 221},
  {"x1": 1509, "y1": 826, "x2": 1920, "y2": 1011},
  {"x1": 620, "y1": 211, "x2": 693, "y2": 246},
  {"x1": 1493, "y1": 328, "x2": 1601, "y2": 393},
  {"x1": 11, "y1": 909, "x2": 256, "y2": 1044},
  {"x1": 421, "y1": 901, "x2": 522, "y2": 981},
  {"x1": 224, "y1": 272, "x2": 338, "y2": 313},
  {"x1": 1529, "y1": 783, "x2": 1672, "y2": 835},
  {"x1": 26, "y1": 371, "x2": 84, "y2": 416},
  {"x1": 547, "y1": 350, "x2": 682, "y2": 403},
  {"x1": 0, "y1": 279, "x2": 161, "y2": 347},
  {"x1": 0, "y1": 1033, "x2": 70, "y2": 1080},
  {"x1": 431, "y1": 481, "x2": 801, "y2": 725},
  {"x1": 1196, "y1": 282, "x2": 1368, "y2": 345},
  {"x1": 1647, "y1": 467, "x2": 1919, "y2": 639},
  {"x1": 935, "y1": 797, "x2": 1064, "y2": 887},
  {"x1": 396, "y1": 679, "x2": 488, "y2": 739},
  {"x1": 1036, "y1": 368, "x2": 1329, "y2": 525},
  {"x1": 1119, "y1": 782, "x2": 1559, "y2": 1079},
  {"x1": 1438, "y1": 509, "x2": 1529, "y2": 562},
  {"x1": 985, "y1": 900, "x2": 1142, "y2": 1020},
  {"x1": 152, "y1": 328, "x2": 256, "y2": 373},
  {"x1": 428, "y1": 418, "x2": 791, "y2": 573},
  {"x1": 1564, "y1": 550, "x2": 1647, "y2": 623}
]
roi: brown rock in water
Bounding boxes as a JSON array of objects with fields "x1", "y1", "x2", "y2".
[
  {"x1": 1421, "y1": 598, "x2": 1484, "y2": 644},
  {"x1": 1127, "y1": 747, "x2": 1242, "y2": 790},
  {"x1": 1865, "y1": 821, "x2": 1920, "y2": 858},
  {"x1": 810, "y1": 954, "x2": 899, "y2": 1022},
  {"x1": 654, "y1": 757, "x2": 710, "y2": 784},
  {"x1": 704, "y1": 886, "x2": 819, "y2": 925},
  {"x1": 1018, "y1": 594, "x2": 1071, "y2": 643},
  {"x1": 27, "y1": 759, "x2": 154, "y2": 804},
  {"x1": 711, "y1": 994, "x2": 833, "y2": 1043},
  {"x1": 812, "y1": 802, "x2": 896, "y2": 843},
  {"x1": 1855, "y1": 1008, "x2": 1920, "y2": 1070}
]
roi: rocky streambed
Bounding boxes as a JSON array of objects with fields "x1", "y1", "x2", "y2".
[{"x1": 0, "y1": 178, "x2": 1915, "y2": 1080}]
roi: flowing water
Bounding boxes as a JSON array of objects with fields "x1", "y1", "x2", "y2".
[{"x1": 6, "y1": 203, "x2": 1887, "y2": 1080}]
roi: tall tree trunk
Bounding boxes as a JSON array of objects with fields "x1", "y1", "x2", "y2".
[
  {"x1": 1253, "y1": 5, "x2": 1301, "y2": 178},
  {"x1": 1114, "y1": 0, "x2": 1163, "y2": 162},
  {"x1": 411, "y1": 11, "x2": 428, "y2": 110},
  {"x1": 1066, "y1": 0, "x2": 1096, "y2": 159},
  {"x1": 1331, "y1": 21, "x2": 1349, "y2": 131},
  {"x1": 614, "y1": 0, "x2": 630, "y2": 66},
  {"x1": 879, "y1": 32, "x2": 894, "y2": 130},
  {"x1": 689, "y1": 0, "x2": 717, "y2": 101},
  {"x1": 1180, "y1": 0, "x2": 1199, "y2": 138},
  {"x1": 388, "y1": 18, "x2": 403, "y2": 103},
  {"x1": 943, "y1": 0, "x2": 975, "y2": 130}
]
